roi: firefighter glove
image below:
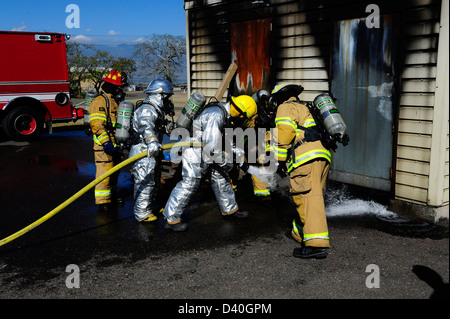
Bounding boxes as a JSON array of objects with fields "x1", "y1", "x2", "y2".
[
  {"x1": 341, "y1": 133, "x2": 350, "y2": 146},
  {"x1": 147, "y1": 142, "x2": 161, "y2": 158},
  {"x1": 102, "y1": 141, "x2": 117, "y2": 156}
]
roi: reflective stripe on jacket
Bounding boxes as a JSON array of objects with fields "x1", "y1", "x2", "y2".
[
  {"x1": 88, "y1": 93, "x2": 118, "y2": 146},
  {"x1": 273, "y1": 97, "x2": 331, "y2": 172}
]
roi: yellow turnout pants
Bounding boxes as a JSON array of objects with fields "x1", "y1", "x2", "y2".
[
  {"x1": 93, "y1": 143, "x2": 119, "y2": 204},
  {"x1": 290, "y1": 159, "x2": 330, "y2": 248}
]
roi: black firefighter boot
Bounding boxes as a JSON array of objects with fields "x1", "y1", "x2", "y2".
[
  {"x1": 223, "y1": 210, "x2": 249, "y2": 219},
  {"x1": 293, "y1": 246, "x2": 328, "y2": 259},
  {"x1": 233, "y1": 210, "x2": 249, "y2": 218},
  {"x1": 98, "y1": 203, "x2": 112, "y2": 213},
  {"x1": 165, "y1": 221, "x2": 189, "y2": 232}
]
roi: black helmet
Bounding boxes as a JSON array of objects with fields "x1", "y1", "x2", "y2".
[{"x1": 269, "y1": 83, "x2": 304, "y2": 108}]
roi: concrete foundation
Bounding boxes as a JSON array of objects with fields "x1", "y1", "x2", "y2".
[{"x1": 390, "y1": 200, "x2": 449, "y2": 228}]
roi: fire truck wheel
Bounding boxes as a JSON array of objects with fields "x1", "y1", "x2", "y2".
[{"x1": 2, "y1": 106, "x2": 44, "y2": 141}]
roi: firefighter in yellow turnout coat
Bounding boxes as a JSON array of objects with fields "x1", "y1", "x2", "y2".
[
  {"x1": 230, "y1": 91, "x2": 273, "y2": 199},
  {"x1": 245, "y1": 116, "x2": 271, "y2": 199},
  {"x1": 271, "y1": 84, "x2": 331, "y2": 259},
  {"x1": 232, "y1": 113, "x2": 271, "y2": 199},
  {"x1": 89, "y1": 70, "x2": 127, "y2": 212}
]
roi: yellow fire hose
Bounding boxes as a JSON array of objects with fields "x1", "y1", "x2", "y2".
[{"x1": 0, "y1": 141, "x2": 201, "y2": 247}]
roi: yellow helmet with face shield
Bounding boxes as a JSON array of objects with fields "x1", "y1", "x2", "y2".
[{"x1": 230, "y1": 95, "x2": 257, "y2": 119}]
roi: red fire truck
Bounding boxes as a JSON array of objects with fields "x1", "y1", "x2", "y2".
[{"x1": 0, "y1": 31, "x2": 83, "y2": 141}]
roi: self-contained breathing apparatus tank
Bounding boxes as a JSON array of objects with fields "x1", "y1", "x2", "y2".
[
  {"x1": 175, "y1": 92, "x2": 206, "y2": 129},
  {"x1": 83, "y1": 90, "x2": 99, "y2": 135},
  {"x1": 115, "y1": 100, "x2": 135, "y2": 148},
  {"x1": 310, "y1": 93, "x2": 349, "y2": 150}
]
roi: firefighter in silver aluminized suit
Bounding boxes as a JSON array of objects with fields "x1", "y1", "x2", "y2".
[
  {"x1": 163, "y1": 95, "x2": 258, "y2": 231},
  {"x1": 129, "y1": 79, "x2": 174, "y2": 222}
]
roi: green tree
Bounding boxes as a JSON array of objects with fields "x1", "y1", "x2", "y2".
[
  {"x1": 67, "y1": 42, "x2": 137, "y2": 96},
  {"x1": 66, "y1": 41, "x2": 94, "y2": 96},
  {"x1": 133, "y1": 34, "x2": 186, "y2": 83},
  {"x1": 86, "y1": 49, "x2": 114, "y2": 87}
]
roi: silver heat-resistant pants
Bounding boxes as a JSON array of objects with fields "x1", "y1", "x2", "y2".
[
  {"x1": 130, "y1": 146, "x2": 161, "y2": 221},
  {"x1": 163, "y1": 147, "x2": 239, "y2": 223},
  {"x1": 128, "y1": 98, "x2": 164, "y2": 221}
]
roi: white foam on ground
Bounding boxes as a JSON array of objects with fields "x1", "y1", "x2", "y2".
[
  {"x1": 324, "y1": 186, "x2": 407, "y2": 222},
  {"x1": 326, "y1": 198, "x2": 397, "y2": 219},
  {"x1": 247, "y1": 165, "x2": 405, "y2": 221}
]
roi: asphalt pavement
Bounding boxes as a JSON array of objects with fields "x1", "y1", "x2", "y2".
[{"x1": 0, "y1": 122, "x2": 448, "y2": 308}]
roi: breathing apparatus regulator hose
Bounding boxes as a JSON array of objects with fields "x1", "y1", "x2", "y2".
[{"x1": 0, "y1": 141, "x2": 201, "y2": 247}]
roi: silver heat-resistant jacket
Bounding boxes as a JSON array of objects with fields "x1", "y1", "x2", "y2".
[
  {"x1": 129, "y1": 95, "x2": 165, "y2": 221},
  {"x1": 163, "y1": 104, "x2": 239, "y2": 223}
]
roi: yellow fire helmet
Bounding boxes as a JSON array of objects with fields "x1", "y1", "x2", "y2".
[{"x1": 231, "y1": 95, "x2": 257, "y2": 119}]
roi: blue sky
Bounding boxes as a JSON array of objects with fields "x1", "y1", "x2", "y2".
[{"x1": 1, "y1": 0, "x2": 187, "y2": 45}]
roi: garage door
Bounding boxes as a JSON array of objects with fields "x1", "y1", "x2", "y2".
[{"x1": 330, "y1": 15, "x2": 397, "y2": 191}]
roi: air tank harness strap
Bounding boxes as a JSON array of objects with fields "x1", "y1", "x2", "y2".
[
  {"x1": 101, "y1": 93, "x2": 114, "y2": 133},
  {"x1": 129, "y1": 102, "x2": 164, "y2": 146},
  {"x1": 290, "y1": 124, "x2": 322, "y2": 155}
]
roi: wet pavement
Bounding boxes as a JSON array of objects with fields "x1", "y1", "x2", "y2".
[{"x1": 0, "y1": 125, "x2": 448, "y2": 305}]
